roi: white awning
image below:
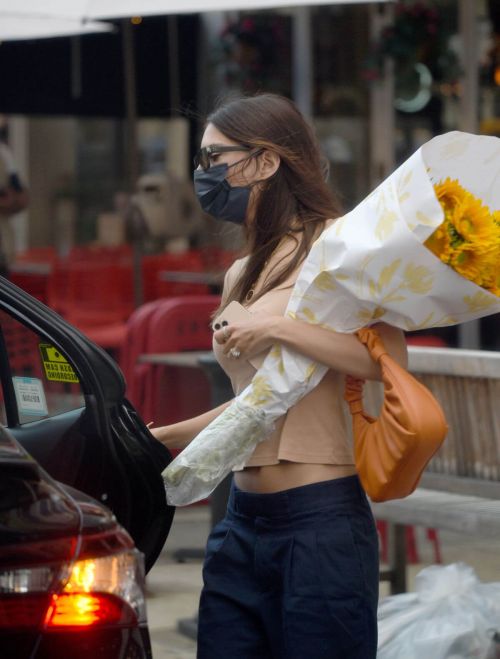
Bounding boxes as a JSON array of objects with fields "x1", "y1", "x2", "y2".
[
  {"x1": 0, "y1": 14, "x2": 112, "y2": 41},
  {"x1": 0, "y1": 0, "x2": 392, "y2": 40},
  {"x1": 0, "y1": 21, "x2": 112, "y2": 41},
  {"x1": 88, "y1": 0, "x2": 393, "y2": 19}
]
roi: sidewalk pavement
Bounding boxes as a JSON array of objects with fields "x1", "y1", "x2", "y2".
[
  {"x1": 146, "y1": 505, "x2": 500, "y2": 659},
  {"x1": 146, "y1": 506, "x2": 208, "y2": 659}
]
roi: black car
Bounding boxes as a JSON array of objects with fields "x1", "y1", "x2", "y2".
[{"x1": 0, "y1": 277, "x2": 175, "y2": 658}]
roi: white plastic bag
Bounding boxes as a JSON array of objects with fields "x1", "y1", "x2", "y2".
[{"x1": 378, "y1": 563, "x2": 500, "y2": 659}]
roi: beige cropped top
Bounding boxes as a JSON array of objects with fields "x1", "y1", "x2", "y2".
[{"x1": 212, "y1": 235, "x2": 354, "y2": 470}]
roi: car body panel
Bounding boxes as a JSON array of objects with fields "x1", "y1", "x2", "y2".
[
  {"x1": 0, "y1": 277, "x2": 175, "y2": 571},
  {"x1": 0, "y1": 424, "x2": 154, "y2": 658},
  {"x1": 0, "y1": 426, "x2": 80, "y2": 556}
]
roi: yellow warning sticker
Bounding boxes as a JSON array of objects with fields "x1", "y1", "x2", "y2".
[{"x1": 39, "y1": 344, "x2": 80, "y2": 383}]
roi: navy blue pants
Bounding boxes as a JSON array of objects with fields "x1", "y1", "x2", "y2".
[{"x1": 197, "y1": 475, "x2": 379, "y2": 659}]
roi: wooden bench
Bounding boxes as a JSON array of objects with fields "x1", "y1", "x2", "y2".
[{"x1": 365, "y1": 346, "x2": 500, "y2": 594}]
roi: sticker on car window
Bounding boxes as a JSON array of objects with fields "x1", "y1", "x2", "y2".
[
  {"x1": 12, "y1": 377, "x2": 49, "y2": 416},
  {"x1": 39, "y1": 344, "x2": 80, "y2": 383}
]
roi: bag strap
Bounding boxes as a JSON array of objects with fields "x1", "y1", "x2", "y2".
[
  {"x1": 344, "y1": 375, "x2": 365, "y2": 412},
  {"x1": 356, "y1": 326, "x2": 388, "y2": 363},
  {"x1": 343, "y1": 327, "x2": 387, "y2": 413}
]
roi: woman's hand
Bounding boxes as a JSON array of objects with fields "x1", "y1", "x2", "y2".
[
  {"x1": 213, "y1": 312, "x2": 283, "y2": 361},
  {"x1": 148, "y1": 424, "x2": 185, "y2": 450},
  {"x1": 145, "y1": 401, "x2": 233, "y2": 451},
  {"x1": 214, "y1": 312, "x2": 407, "y2": 380}
]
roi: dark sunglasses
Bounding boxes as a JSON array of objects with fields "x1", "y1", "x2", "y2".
[{"x1": 194, "y1": 145, "x2": 252, "y2": 171}]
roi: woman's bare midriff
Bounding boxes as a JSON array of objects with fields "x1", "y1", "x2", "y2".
[{"x1": 233, "y1": 461, "x2": 357, "y2": 494}]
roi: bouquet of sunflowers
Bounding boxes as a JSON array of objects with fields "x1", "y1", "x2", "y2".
[
  {"x1": 164, "y1": 131, "x2": 500, "y2": 506},
  {"x1": 425, "y1": 178, "x2": 499, "y2": 296}
]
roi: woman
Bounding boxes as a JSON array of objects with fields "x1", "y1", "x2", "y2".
[{"x1": 151, "y1": 93, "x2": 407, "y2": 659}]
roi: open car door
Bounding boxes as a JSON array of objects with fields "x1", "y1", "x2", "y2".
[{"x1": 0, "y1": 277, "x2": 175, "y2": 572}]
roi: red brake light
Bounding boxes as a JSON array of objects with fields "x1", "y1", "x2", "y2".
[
  {"x1": 44, "y1": 592, "x2": 136, "y2": 628},
  {"x1": 0, "y1": 594, "x2": 50, "y2": 629},
  {"x1": 0, "y1": 529, "x2": 146, "y2": 632},
  {"x1": 42, "y1": 548, "x2": 146, "y2": 630}
]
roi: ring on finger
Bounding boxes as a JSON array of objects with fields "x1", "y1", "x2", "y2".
[{"x1": 230, "y1": 348, "x2": 241, "y2": 359}]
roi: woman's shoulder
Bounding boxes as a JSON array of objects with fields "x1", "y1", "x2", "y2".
[
  {"x1": 225, "y1": 256, "x2": 248, "y2": 286},
  {"x1": 221, "y1": 256, "x2": 248, "y2": 301},
  {"x1": 323, "y1": 218, "x2": 337, "y2": 232}
]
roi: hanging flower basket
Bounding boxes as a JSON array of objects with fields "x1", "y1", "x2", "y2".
[
  {"x1": 363, "y1": 0, "x2": 461, "y2": 88},
  {"x1": 216, "y1": 14, "x2": 291, "y2": 95}
]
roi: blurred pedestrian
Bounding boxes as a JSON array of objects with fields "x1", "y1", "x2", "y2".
[
  {"x1": 0, "y1": 118, "x2": 28, "y2": 278},
  {"x1": 151, "y1": 94, "x2": 407, "y2": 659}
]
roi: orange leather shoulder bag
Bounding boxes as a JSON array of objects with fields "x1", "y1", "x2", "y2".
[{"x1": 344, "y1": 327, "x2": 448, "y2": 502}]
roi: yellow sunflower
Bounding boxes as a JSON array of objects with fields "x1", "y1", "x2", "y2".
[
  {"x1": 450, "y1": 197, "x2": 496, "y2": 246},
  {"x1": 450, "y1": 245, "x2": 495, "y2": 288},
  {"x1": 480, "y1": 249, "x2": 500, "y2": 295},
  {"x1": 425, "y1": 178, "x2": 500, "y2": 296},
  {"x1": 424, "y1": 210, "x2": 454, "y2": 264},
  {"x1": 434, "y1": 177, "x2": 468, "y2": 212}
]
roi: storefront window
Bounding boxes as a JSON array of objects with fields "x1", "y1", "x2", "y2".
[
  {"x1": 312, "y1": 5, "x2": 371, "y2": 209},
  {"x1": 391, "y1": 0, "x2": 461, "y2": 165},
  {"x1": 74, "y1": 119, "x2": 126, "y2": 243}
]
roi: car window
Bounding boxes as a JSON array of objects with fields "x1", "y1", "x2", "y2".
[{"x1": 0, "y1": 310, "x2": 85, "y2": 425}]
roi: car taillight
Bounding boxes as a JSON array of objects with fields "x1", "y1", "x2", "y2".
[
  {"x1": 44, "y1": 592, "x2": 135, "y2": 628},
  {"x1": 0, "y1": 530, "x2": 147, "y2": 631},
  {"x1": 0, "y1": 594, "x2": 51, "y2": 629},
  {"x1": 0, "y1": 565, "x2": 57, "y2": 629},
  {"x1": 44, "y1": 549, "x2": 146, "y2": 630}
]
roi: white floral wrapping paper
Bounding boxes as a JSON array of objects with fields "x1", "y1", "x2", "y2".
[{"x1": 163, "y1": 131, "x2": 500, "y2": 506}]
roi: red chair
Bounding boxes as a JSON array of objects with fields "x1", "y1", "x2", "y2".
[
  {"x1": 119, "y1": 300, "x2": 171, "y2": 411},
  {"x1": 46, "y1": 261, "x2": 71, "y2": 315},
  {"x1": 46, "y1": 260, "x2": 134, "y2": 360},
  {"x1": 65, "y1": 263, "x2": 134, "y2": 326},
  {"x1": 142, "y1": 251, "x2": 210, "y2": 301},
  {"x1": 49, "y1": 245, "x2": 132, "y2": 322},
  {"x1": 1, "y1": 312, "x2": 45, "y2": 381},
  {"x1": 9, "y1": 271, "x2": 50, "y2": 305},
  {"x1": 141, "y1": 296, "x2": 220, "y2": 427},
  {"x1": 83, "y1": 322, "x2": 129, "y2": 357},
  {"x1": 69, "y1": 263, "x2": 134, "y2": 360},
  {"x1": 68, "y1": 244, "x2": 132, "y2": 265},
  {"x1": 14, "y1": 246, "x2": 58, "y2": 265},
  {"x1": 10, "y1": 247, "x2": 58, "y2": 304}
]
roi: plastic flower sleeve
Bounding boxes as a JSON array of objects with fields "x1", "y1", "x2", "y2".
[
  {"x1": 163, "y1": 131, "x2": 500, "y2": 506},
  {"x1": 164, "y1": 401, "x2": 275, "y2": 506},
  {"x1": 285, "y1": 131, "x2": 500, "y2": 336}
]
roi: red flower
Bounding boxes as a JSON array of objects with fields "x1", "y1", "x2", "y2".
[{"x1": 241, "y1": 18, "x2": 255, "y2": 32}]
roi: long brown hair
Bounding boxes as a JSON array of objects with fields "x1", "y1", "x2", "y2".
[{"x1": 208, "y1": 94, "x2": 342, "y2": 310}]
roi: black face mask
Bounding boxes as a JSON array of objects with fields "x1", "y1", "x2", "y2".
[{"x1": 193, "y1": 163, "x2": 250, "y2": 225}]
